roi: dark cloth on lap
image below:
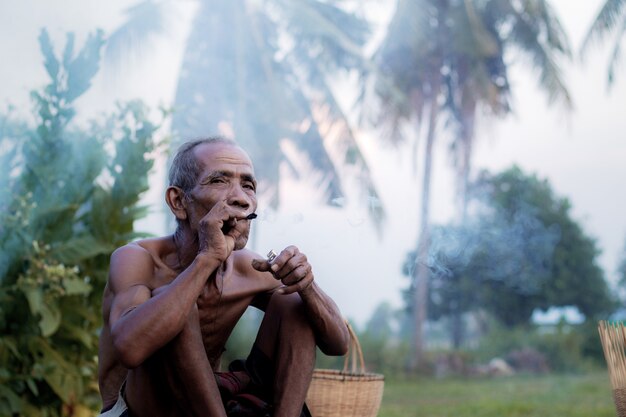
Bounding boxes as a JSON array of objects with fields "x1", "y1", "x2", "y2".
[{"x1": 222, "y1": 345, "x2": 312, "y2": 417}]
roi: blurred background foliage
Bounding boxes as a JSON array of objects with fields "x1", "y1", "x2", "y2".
[
  {"x1": 0, "y1": 30, "x2": 165, "y2": 416},
  {"x1": 106, "y1": 0, "x2": 383, "y2": 224},
  {"x1": 1, "y1": 0, "x2": 626, "y2": 415}
]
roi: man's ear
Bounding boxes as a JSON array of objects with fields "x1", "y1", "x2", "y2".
[{"x1": 165, "y1": 186, "x2": 188, "y2": 221}]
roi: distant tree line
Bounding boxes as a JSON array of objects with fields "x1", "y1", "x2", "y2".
[{"x1": 401, "y1": 166, "x2": 616, "y2": 348}]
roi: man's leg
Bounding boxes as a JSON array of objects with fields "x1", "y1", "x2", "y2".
[
  {"x1": 250, "y1": 293, "x2": 316, "y2": 417},
  {"x1": 124, "y1": 304, "x2": 227, "y2": 417}
]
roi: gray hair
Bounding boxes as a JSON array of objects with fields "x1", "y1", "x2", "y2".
[{"x1": 168, "y1": 136, "x2": 237, "y2": 193}]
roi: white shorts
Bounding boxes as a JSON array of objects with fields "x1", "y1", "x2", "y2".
[{"x1": 98, "y1": 384, "x2": 129, "y2": 417}]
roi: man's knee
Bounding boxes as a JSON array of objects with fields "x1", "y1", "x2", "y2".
[
  {"x1": 265, "y1": 294, "x2": 304, "y2": 318},
  {"x1": 266, "y1": 293, "x2": 311, "y2": 329}
]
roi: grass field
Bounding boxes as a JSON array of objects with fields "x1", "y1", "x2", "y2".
[{"x1": 378, "y1": 372, "x2": 615, "y2": 417}]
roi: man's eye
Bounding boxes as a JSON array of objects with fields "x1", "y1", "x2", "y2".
[
  {"x1": 211, "y1": 178, "x2": 226, "y2": 184},
  {"x1": 243, "y1": 182, "x2": 256, "y2": 191}
]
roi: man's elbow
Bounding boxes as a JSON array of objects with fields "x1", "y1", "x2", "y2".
[
  {"x1": 322, "y1": 342, "x2": 349, "y2": 357},
  {"x1": 112, "y1": 333, "x2": 145, "y2": 369},
  {"x1": 320, "y1": 326, "x2": 350, "y2": 356}
]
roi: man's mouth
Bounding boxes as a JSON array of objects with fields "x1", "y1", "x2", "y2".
[
  {"x1": 222, "y1": 220, "x2": 236, "y2": 234},
  {"x1": 222, "y1": 213, "x2": 256, "y2": 234}
]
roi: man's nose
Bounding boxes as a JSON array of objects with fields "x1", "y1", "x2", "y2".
[{"x1": 227, "y1": 185, "x2": 251, "y2": 209}]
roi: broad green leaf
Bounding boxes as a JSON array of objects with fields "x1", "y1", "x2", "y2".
[
  {"x1": 36, "y1": 340, "x2": 79, "y2": 403},
  {"x1": 39, "y1": 300, "x2": 62, "y2": 337},
  {"x1": 0, "y1": 384, "x2": 21, "y2": 413},
  {"x1": 54, "y1": 235, "x2": 114, "y2": 264},
  {"x1": 38, "y1": 29, "x2": 59, "y2": 82},
  {"x1": 62, "y1": 33, "x2": 75, "y2": 69},
  {"x1": 59, "y1": 322, "x2": 95, "y2": 348},
  {"x1": 22, "y1": 287, "x2": 44, "y2": 316},
  {"x1": 0, "y1": 338, "x2": 20, "y2": 359},
  {"x1": 26, "y1": 378, "x2": 39, "y2": 396},
  {"x1": 65, "y1": 30, "x2": 105, "y2": 103},
  {"x1": 62, "y1": 277, "x2": 92, "y2": 296},
  {"x1": 20, "y1": 400, "x2": 43, "y2": 417}
]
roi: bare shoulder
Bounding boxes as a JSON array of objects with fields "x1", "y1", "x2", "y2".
[
  {"x1": 233, "y1": 248, "x2": 276, "y2": 284},
  {"x1": 232, "y1": 249, "x2": 284, "y2": 311},
  {"x1": 232, "y1": 248, "x2": 262, "y2": 274},
  {"x1": 106, "y1": 241, "x2": 159, "y2": 327},
  {"x1": 108, "y1": 242, "x2": 155, "y2": 293}
]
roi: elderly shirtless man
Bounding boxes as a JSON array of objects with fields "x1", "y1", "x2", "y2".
[{"x1": 97, "y1": 137, "x2": 349, "y2": 417}]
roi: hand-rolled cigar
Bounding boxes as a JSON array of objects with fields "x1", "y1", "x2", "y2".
[{"x1": 223, "y1": 213, "x2": 257, "y2": 233}]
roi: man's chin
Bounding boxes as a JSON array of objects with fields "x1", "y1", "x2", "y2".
[{"x1": 234, "y1": 236, "x2": 249, "y2": 251}]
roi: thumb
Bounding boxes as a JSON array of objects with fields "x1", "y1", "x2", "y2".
[{"x1": 251, "y1": 258, "x2": 271, "y2": 272}]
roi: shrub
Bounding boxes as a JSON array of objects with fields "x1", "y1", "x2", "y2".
[
  {"x1": 473, "y1": 321, "x2": 599, "y2": 374},
  {"x1": 0, "y1": 29, "x2": 164, "y2": 416}
]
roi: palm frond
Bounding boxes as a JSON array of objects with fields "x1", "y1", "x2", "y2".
[
  {"x1": 535, "y1": 0, "x2": 572, "y2": 55},
  {"x1": 169, "y1": 0, "x2": 380, "y2": 215},
  {"x1": 608, "y1": 17, "x2": 626, "y2": 85},
  {"x1": 304, "y1": 60, "x2": 386, "y2": 229},
  {"x1": 508, "y1": 6, "x2": 572, "y2": 108},
  {"x1": 277, "y1": 0, "x2": 369, "y2": 65},
  {"x1": 104, "y1": 0, "x2": 179, "y2": 69},
  {"x1": 581, "y1": 0, "x2": 626, "y2": 56},
  {"x1": 463, "y1": 0, "x2": 500, "y2": 57}
]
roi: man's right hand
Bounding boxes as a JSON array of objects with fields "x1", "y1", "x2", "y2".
[{"x1": 197, "y1": 200, "x2": 249, "y2": 262}]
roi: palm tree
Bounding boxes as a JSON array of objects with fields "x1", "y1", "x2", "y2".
[
  {"x1": 449, "y1": 0, "x2": 572, "y2": 214},
  {"x1": 369, "y1": 0, "x2": 571, "y2": 366},
  {"x1": 106, "y1": 0, "x2": 383, "y2": 224},
  {"x1": 581, "y1": 0, "x2": 626, "y2": 87}
]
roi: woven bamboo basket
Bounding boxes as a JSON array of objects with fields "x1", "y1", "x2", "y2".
[
  {"x1": 306, "y1": 322, "x2": 384, "y2": 417},
  {"x1": 598, "y1": 321, "x2": 626, "y2": 416}
]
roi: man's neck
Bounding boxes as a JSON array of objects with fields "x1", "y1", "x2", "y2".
[{"x1": 172, "y1": 225, "x2": 199, "y2": 271}]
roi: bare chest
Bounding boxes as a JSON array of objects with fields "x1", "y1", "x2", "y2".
[{"x1": 196, "y1": 273, "x2": 259, "y2": 335}]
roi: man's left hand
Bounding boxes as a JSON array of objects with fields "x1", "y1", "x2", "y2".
[{"x1": 251, "y1": 246, "x2": 314, "y2": 294}]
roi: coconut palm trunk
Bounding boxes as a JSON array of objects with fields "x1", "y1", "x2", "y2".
[{"x1": 411, "y1": 84, "x2": 440, "y2": 367}]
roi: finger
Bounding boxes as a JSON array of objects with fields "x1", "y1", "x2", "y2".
[
  {"x1": 207, "y1": 201, "x2": 246, "y2": 222},
  {"x1": 223, "y1": 205, "x2": 249, "y2": 219},
  {"x1": 278, "y1": 273, "x2": 313, "y2": 295},
  {"x1": 223, "y1": 233, "x2": 236, "y2": 252},
  {"x1": 251, "y1": 258, "x2": 272, "y2": 272},
  {"x1": 151, "y1": 284, "x2": 171, "y2": 297},
  {"x1": 274, "y1": 257, "x2": 308, "y2": 280},
  {"x1": 224, "y1": 225, "x2": 242, "y2": 242},
  {"x1": 272, "y1": 251, "x2": 306, "y2": 279},
  {"x1": 280, "y1": 264, "x2": 311, "y2": 286},
  {"x1": 219, "y1": 206, "x2": 250, "y2": 234},
  {"x1": 269, "y1": 246, "x2": 298, "y2": 273},
  {"x1": 199, "y1": 201, "x2": 228, "y2": 232}
]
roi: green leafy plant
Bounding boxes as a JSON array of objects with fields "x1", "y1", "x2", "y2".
[{"x1": 0, "y1": 29, "x2": 164, "y2": 416}]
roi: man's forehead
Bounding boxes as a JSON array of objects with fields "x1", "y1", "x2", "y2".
[{"x1": 194, "y1": 142, "x2": 254, "y2": 172}]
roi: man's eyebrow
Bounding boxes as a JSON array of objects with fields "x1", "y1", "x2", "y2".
[
  {"x1": 241, "y1": 173, "x2": 257, "y2": 184},
  {"x1": 199, "y1": 171, "x2": 231, "y2": 183},
  {"x1": 199, "y1": 171, "x2": 256, "y2": 184}
]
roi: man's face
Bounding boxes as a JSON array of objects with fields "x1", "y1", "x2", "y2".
[{"x1": 185, "y1": 142, "x2": 258, "y2": 250}]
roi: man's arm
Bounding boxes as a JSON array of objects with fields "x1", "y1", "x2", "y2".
[
  {"x1": 108, "y1": 244, "x2": 221, "y2": 369},
  {"x1": 109, "y1": 200, "x2": 249, "y2": 368},
  {"x1": 251, "y1": 246, "x2": 350, "y2": 356},
  {"x1": 298, "y1": 282, "x2": 349, "y2": 356}
]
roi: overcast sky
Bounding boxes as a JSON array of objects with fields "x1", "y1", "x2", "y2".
[{"x1": 1, "y1": 0, "x2": 624, "y2": 327}]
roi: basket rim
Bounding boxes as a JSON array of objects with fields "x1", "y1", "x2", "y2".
[{"x1": 312, "y1": 368, "x2": 385, "y2": 381}]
